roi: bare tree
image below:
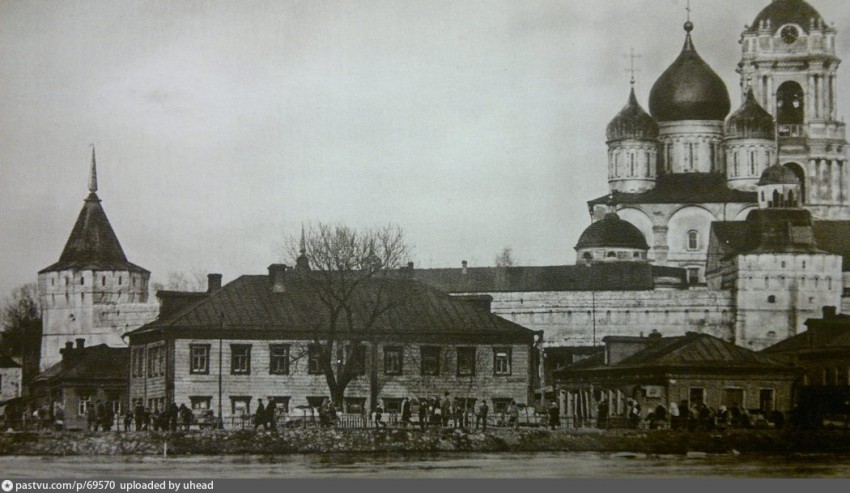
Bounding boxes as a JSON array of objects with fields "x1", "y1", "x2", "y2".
[
  {"x1": 495, "y1": 247, "x2": 515, "y2": 268},
  {"x1": 151, "y1": 269, "x2": 208, "y2": 293},
  {"x1": 283, "y1": 223, "x2": 413, "y2": 409},
  {"x1": 0, "y1": 284, "x2": 42, "y2": 380}
]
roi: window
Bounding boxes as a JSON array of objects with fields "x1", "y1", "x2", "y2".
[
  {"x1": 384, "y1": 346, "x2": 403, "y2": 375},
  {"x1": 230, "y1": 396, "x2": 251, "y2": 416},
  {"x1": 687, "y1": 230, "x2": 699, "y2": 250},
  {"x1": 722, "y1": 388, "x2": 745, "y2": 409},
  {"x1": 269, "y1": 344, "x2": 290, "y2": 375},
  {"x1": 78, "y1": 395, "x2": 91, "y2": 416},
  {"x1": 687, "y1": 268, "x2": 700, "y2": 285},
  {"x1": 80, "y1": 276, "x2": 84, "y2": 285},
  {"x1": 420, "y1": 346, "x2": 441, "y2": 376},
  {"x1": 268, "y1": 396, "x2": 290, "y2": 414},
  {"x1": 491, "y1": 398, "x2": 512, "y2": 414},
  {"x1": 101, "y1": 276, "x2": 106, "y2": 287},
  {"x1": 457, "y1": 347, "x2": 476, "y2": 376},
  {"x1": 759, "y1": 389, "x2": 774, "y2": 413},
  {"x1": 689, "y1": 388, "x2": 705, "y2": 406},
  {"x1": 345, "y1": 397, "x2": 367, "y2": 414},
  {"x1": 131, "y1": 347, "x2": 144, "y2": 378},
  {"x1": 190, "y1": 396, "x2": 211, "y2": 411},
  {"x1": 190, "y1": 344, "x2": 210, "y2": 374},
  {"x1": 767, "y1": 295, "x2": 776, "y2": 304},
  {"x1": 306, "y1": 396, "x2": 327, "y2": 409},
  {"x1": 146, "y1": 345, "x2": 165, "y2": 377},
  {"x1": 493, "y1": 348, "x2": 512, "y2": 376},
  {"x1": 230, "y1": 344, "x2": 251, "y2": 375},
  {"x1": 308, "y1": 345, "x2": 324, "y2": 375},
  {"x1": 347, "y1": 344, "x2": 366, "y2": 376}
]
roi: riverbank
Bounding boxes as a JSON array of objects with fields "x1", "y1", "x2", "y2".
[{"x1": 2, "y1": 428, "x2": 850, "y2": 456}]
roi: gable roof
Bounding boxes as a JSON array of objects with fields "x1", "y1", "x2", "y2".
[
  {"x1": 556, "y1": 333, "x2": 793, "y2": 377},
  {"x1": 414, "y1": 263, "x2": 684, "y2": 293},
  {"x1": 130, "y1": 275, "x2": 534, "y2": 342},
  {"x1": 763, "y1": 314, "x2": 850, "y2": 354},
  {"x1": 39, "y1": 193, "x2": 147, "y2": 274},
  {"x1": 31, "y1": 345, "x2": 127, "y2": 385}
]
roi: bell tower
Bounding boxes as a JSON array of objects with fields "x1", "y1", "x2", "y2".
[{"x1": 738, "y1": 0, "x2": 849, "y2": 218}]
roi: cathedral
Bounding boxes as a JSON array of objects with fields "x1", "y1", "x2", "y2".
[
  {"x1": 418, "y1": 0, "x2": 850, "y2": 352},
  {"x1": 33, "y1": 0, "x2": 850, "y2": 376}
]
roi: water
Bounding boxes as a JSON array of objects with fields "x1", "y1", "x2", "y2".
[{"x1": 3, "y1": 452, "x2": 850, "y2": 478}]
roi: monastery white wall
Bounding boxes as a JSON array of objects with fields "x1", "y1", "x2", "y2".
[{"x1": 479, "y1": 289, "x2": 736, "y2": 347}]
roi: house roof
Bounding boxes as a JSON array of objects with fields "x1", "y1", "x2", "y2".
[
  {"x1": 415, "y1": 263, "x2": 684, "y2": 293},
  {"x1": 587, "y1": 174, "x2": 757, "y2": 207},
  {"x1": 130, "y1": 274, "x2": 534, "y2": 341},
  {"x1": 710, "y1": 211, "x2": 850, "y2": 268},
  {"x1": 763, "y1": 314, "x2": 850, "y2": 354},
  {"x1": 30, "y1": 345, "x2": 127, "y2": 385},
  {"x1": 39, "y1": 193, "x2": 148, "y2": 274},
  {"x1": 555, "y1": 333, "x2": 792, "y2": 377},
  {"x1": 0, "y1": 354, "x2": 21, "y2": 368}
]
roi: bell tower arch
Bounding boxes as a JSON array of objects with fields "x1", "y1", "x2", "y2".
[{"x1": 738, "y1": 0, "x2": 849, "y2": 219}]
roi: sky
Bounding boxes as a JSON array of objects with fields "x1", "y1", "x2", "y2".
[{"x1": 1, "y1": 0, "x2": 849, "y2": 294}]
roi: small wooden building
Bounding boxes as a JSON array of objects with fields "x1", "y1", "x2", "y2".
[{"x1": 554, "y1": 332, "x2": 799, "y2": 427}]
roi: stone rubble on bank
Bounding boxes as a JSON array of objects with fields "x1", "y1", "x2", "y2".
[{"x1": 0, "y1": 428, "x2": 848, "y2": 456}]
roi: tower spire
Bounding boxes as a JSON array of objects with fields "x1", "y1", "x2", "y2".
[
  {"x1": 88, "y1": 144, "x2": 98, "y2": 193},
  {"x1": 299, "y1": 223, "x2": 306, "y2": 255},
  {"x1": 625, "y1": 47, "x2": 641, "y2": 87}
]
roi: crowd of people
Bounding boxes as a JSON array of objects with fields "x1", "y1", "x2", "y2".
[{"x1": 594, "y1": 398, "x2": 786, "y2": 431}]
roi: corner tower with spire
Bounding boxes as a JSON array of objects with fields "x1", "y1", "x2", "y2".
[{"x1": 36, "y1": 147, "x2": 157, "y2": 371}]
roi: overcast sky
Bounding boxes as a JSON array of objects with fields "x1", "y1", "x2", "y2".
[{"x1": 1, "y1": 0, "x2": 849, "y2": 294}]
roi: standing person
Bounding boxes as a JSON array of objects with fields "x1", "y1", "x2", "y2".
[
  {"x1": 597, "y1": 399, "x2": 609, "y2": 429},
  {"x1": 417, "y1": 399, "x2": 428, "y2": 431},
  {"x1": 374, "y1": 402, "x2": 387, "y2": 429},
  {"x1": 94, "y1": 400, "x2": 105, "y2": 432},
  {"x1": 134, "y1": 403, "x2": 144, "y2": 431},
  {"x1": 628, "y1": 401, "x2": 642, "y2": 429},
  {"x1": 254, "y1": 399, "x2": 266, "y2": 431},
  {"x1": 548, "y1": 401, "x2": 560, "y2": 430},
  {"x1": 168, "y1": 402, "x2": 179, "y2": 432},
  {"x1": 476, "y1": 399, "x2": 489, "y2": 431},
  {"x1": 266, "y1": 400, "x2": 277, "y2": 431},
  {"x1": 669, "y1": 402, "x2": 680, "y2": 430},
  {"x1": 400, "y1": 398, "x2": 411, "y2": 428},
  {"x1": 432, "y1": 398, "x2": 442, "y2": 427},
  {"x1": 507, "y1": 400, "x2": 520, "y2": 430},
  {"x1": 142, "y1": 407, "x2": 151, "y2": 431},
  {"x1": 123, "y1": 410, "x2": 134, "y2": 432},
  {"x1": 179, "y1": 404, "x2": 192, "y2": 431},
  {"x1": 441, "y1": 393, "x2": 451, "y2": 427}
]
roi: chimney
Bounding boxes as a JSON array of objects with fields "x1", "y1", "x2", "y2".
[
  {"x1": 402, "y1": 261, "x2": 415, "y2": 279},
  {"x1": 208, "y1": 273, "x2": 222, "y2": 292},
  {"x1": 462, "y1": 260, "x2": 468, "y2": 275},
  {"x1": 268, "y1": 264, "x2": 287, "y2": 293},
  {"x1": 823, "y1": 306, "x2": 837, "y2": 319},
  {"x1": 59, "y1": 341, "x2": 74, "y2": 358},
  {"x1": 75, "y1": 338, "x2": 85, "y2": 349}
]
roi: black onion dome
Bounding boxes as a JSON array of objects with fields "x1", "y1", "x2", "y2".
[
  {"x1": 747, "y1": 0, "x2": 822, "y2": 33},
  {"x1": 759, "y1": 164, "x2": 801, "y2": 186},
  {"x1": 649, "y1": 29, "x2": 731, "y2": 122},
  {"x1": 575, "y1": 213, "x2": 649, "y2": 250},
  {"x1": 606, "y1": 87, "x2": 659, "y2": 142},
  {"x1": 725, "y1": 88, "x2": 776, "y2": 139}
]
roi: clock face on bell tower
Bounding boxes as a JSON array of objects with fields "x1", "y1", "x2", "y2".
[{"x1": 780, "y1": 25, "x2": 800, "y2": 44}]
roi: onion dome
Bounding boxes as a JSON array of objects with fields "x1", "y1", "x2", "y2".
[
  {"x1": 649, "y1": 23, "x2": 731, "y2": 122},
  {"x1": 725, "y1": 88, "x2": 775, "y2": 139},
  {"x1": 606, "y1": 87, "x2": 659, "y2": 142},
  {"x1": 747, "y1": 0, "x2": 823, "y2": 34},
  {"x1": 758, "y1": 164, "x2": 801, "y2": 186},
  {"x1": 575, "y1": 213, "x2": 649, "y2": 250}
]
